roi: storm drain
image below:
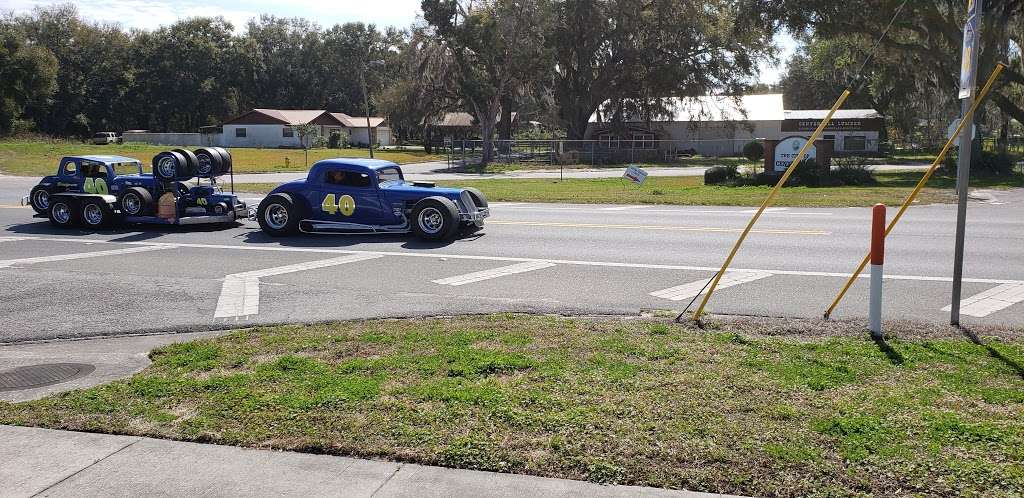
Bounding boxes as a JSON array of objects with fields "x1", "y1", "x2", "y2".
[{"x1": 0, "y1": 363, "x2": 96, "y2": 392}]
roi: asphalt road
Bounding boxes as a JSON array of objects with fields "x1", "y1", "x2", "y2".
[{"x1": 1, "y1": 176, "x2": 1022, "y2": 342}]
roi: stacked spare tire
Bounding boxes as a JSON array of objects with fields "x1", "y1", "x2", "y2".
[{"x1": 152, "y1": 147, "x2": 232, "y2": 181}]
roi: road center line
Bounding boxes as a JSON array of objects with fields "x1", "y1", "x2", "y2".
[
  {"x1": 487, "y1": 220, "x2": 830, "y2": 235},
  {"x1": 433, "y1": 261, "x2": 555, "y2": 286},
  {"x1": 8, "y1": 235, "x2": 1022, "y2": 285},
  {"x1": 941, "y1": 283, "x2": 1024, "y2": 317},
  {"x1": 0, "y1": 245, "x2": 172, "y2": 268},
  {"x1": 651, "y1": 271, "x2": 772, "y2": 301},
  {"x1": 214, "y1": 253, "x2": 383, "y2": 319}
]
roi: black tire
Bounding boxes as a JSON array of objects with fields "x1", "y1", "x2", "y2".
[
  {"x1": 171, "y1": 149, "x2": 200, "y2": 178},
  {"x1": 48, "y1": 198, "x2": 79, "y2": 228},
  {"x1": 463, "y1": 187, "x2": 488, "y2": 208},
  {"x1": 80, "y1": 199, "x2": 113, "y2": 228},
  {"x1": 193, "y1": 147, "x2": 223, "y2": 177},
  {"x1": 29, "y1": 185, "x2": 52, "y2": 214},
  {"x1": 211, "y1": 147, "x2": 232, "y2": 176},
  {"x1": 411, "y1": 197, "x2": 460, "y2": 241},
  {"x1": 118, "y1": 187, "x2": 152, "y2": 216},
  {"x1": 460, "y1": 223, "x2": 483, "y2": 235},
  {"x1": 257, "y1": 193, "x2": 301, "y2": 236},
  {"x1": 153, "y1": 151, "x2": 189, "y2": 181},
  {"x1": 210, "y1": 201, "x2": 230, "y2": 216}
]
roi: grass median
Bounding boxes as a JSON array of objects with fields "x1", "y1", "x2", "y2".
[
  {"x1": 0, "y1": 140, "x2": 443, "y2": 176},
  {"x1": 234, "y1": 171, "x2": 1024, "y2": 207},
  {"x1": 1, "y1": 314, "x2": 1022, "y2": 496}
]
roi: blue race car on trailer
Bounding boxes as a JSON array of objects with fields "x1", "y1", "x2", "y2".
[
  {"x1": 23, "y1": 150, "x2": 247, "y2": 228},
  {"x1": 254, "y1": 158, "x2": 489, "y2": 241}
]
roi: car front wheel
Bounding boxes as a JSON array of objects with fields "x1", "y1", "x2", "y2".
[
  {"x1": 411, "y1": 197, "x2": 460, "y2": 241},
  {"x1": 29, "y1": 186, "x2": 51, "y2": 214}
]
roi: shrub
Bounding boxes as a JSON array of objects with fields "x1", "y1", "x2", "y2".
[
  {"x1": 704, "y1": 164, "x2": 739, "y2": 185},
  {"x1": 328, "y1": 131, "x2": 348, "y2": 149},
  {"x1": 786, "y1": 159, "x2": 829, "y2": 187},
  {"x1": 942, "y1": 150, "x2": 1015, "y2": 177},
  {"x1": 831, "y1": 157, "x2": 877, "y2": 186},
  {"x1": 742, "y1": 141, "x2": 765, "y2": 161}
]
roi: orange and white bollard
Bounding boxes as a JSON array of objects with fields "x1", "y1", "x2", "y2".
[{"x1": 869, "y1": 204, "x2": 886, "y2": 339}]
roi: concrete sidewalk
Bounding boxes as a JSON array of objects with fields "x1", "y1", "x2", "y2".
[{"x1": 1, "y1": 425, "x2": 734, "y2": 498}]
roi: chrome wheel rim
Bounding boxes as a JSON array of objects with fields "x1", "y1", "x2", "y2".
[
  {"x1": 52, "y1": 203, "x2": 71, "y2": 224},
  {"x1": 264, "y1": 204, "x2": 289, "y2": 230},
  {"x1": 83, "y1": 204, "x2": 103, "y2": 225},
  {"x1": 417, "y1": 207, "x2": 444, "y2": 234},
  {"x1": 157, "y1": 157, "x2": 177, "y2": 178},
  {"x1": 122, "y1": 193, "x2": 141, "y2": 215},
  {"x1": 33, "y1": 190, "x2": 50, "y2": 210}
]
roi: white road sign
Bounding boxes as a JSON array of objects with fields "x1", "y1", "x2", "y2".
[{"x1": 623, "y1": 165, "x2": 648, "y2": 185}]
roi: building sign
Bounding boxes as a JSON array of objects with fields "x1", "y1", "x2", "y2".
[
  {"x1": 623, "y1": 165, "x2": 648, "y2": 185},
  {"x1": 774, "y1": 136, "x2": 815, "y2": 172},
  {"x1": 781, "y1": 118, "x2": 882, "y2": 133}
]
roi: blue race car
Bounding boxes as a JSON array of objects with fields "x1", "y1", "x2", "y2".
[
  {"x1": 254, "y1": 158, "x2": 489, "y2": 240},
  {"x1": 23, "y1": 151, "x2": 246, "y2": 228}
]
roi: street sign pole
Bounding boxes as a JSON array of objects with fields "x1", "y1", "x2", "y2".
[{"x1": 951, "y1": 0, "x2": 982, "y2": 326}]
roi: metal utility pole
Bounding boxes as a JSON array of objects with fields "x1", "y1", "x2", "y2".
[
  {"x1": 951, "y1": 0, "x2": 983, "y2": 326},
  {"x1": 360, "y1": 66, "x2": 374, "y2": 159}
]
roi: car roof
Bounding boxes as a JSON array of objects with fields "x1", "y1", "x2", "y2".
[
  {"x1": 312, "y1": 158, "x2": 400, "y2": 173},
  {"x1": 66, "y1": 155, "x2": 141, "y2": 165}
]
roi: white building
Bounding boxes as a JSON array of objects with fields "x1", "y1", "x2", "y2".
[
  {"x1": 585, "y1": 94, "x2": 883, "y2": 157},
  {"x1": 220, "y1": 109, "x2": 393, "y2": 148}
]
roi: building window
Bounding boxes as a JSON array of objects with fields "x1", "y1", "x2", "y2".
[
  {"x1": 282, "y1": 127, "x2": 294, "y2": 138},
  {"x1": 235, "y1": 127, "x2": 247, "y2": 138},
  {"x1": 598, "y1": 134, "x2": 619, "y2": 149},
  {"x1": 632, "y1": 133, "x2": 655, "y2": 149},
  {"x1": 844, "y1": 136, "x2": 866, "y2": 151}
]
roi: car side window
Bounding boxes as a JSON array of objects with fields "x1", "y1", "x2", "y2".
[
  {"x1": 325, "y1": 169, "x2": 371, "y2": 188},
  {"x1": 61, "y1": 160, "x2": 78, "y2": 176},
  {"x1": 81, "y1": 160, "x2": 107, "y2": 178}
]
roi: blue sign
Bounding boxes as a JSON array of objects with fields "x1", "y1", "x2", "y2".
[{"x1": 958, "y1": 0, "x2": 982, "y2": 99}]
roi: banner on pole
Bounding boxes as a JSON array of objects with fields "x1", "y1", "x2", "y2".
[{"x1": 958, "y1": 0, "x2": 982, "y2": 99}]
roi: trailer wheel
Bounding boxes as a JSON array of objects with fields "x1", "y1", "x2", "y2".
[
  {"x1": 411, "y1": 197, "x2": 460, "y2": 241},
  {"x1": 193, "y1": 148, "x2": 223, "y2": 177},
  {"x1": 257, "y1": 193, "x2": 301, "y2": 236},
  {"x1": 48, "y1": 198, "x2": 79, "y2": 228},
  {"x1": 210, "y1": 201, "x2": 230, "y2": 216},
  {"x1": 119, "y1": 187, "x2": 152, "y2": 216},
  {"x1": 153, "y1": 151, "x2": 188, "y2": 181},
  {"x1": 81, "y1": 199, "x2": 112, "y2": 228},
  {"x1": 29, "y1": 185, "x2": 52, "y2": 214}
]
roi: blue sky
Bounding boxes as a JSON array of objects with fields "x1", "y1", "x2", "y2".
[{"x1": 6, "y1": 0, "x2": 797, "y2": 83}]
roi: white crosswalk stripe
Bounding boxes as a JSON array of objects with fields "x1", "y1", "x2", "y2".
[
  {"x1": 941, "y1": 283, "x2": 1024, "y2": 317},
  {"x1": 0, "y1": 245, "x2": 172, "y2": 268},
  {"x1": 214, "y1": 253, "x2": 383, "y2": 319},
  {"x1": 433, "y1": 261, "x2": 556, "y2": 286},
  {"x1": 650, "y1": 271, "x2": 773, "y2": 301}
]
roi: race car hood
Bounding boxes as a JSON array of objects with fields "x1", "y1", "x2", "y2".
[{"x1": 379, "y1": 181, "x2": 464, "y2": 201}]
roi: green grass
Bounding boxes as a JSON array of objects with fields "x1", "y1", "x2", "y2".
[
  {"x1": 235, "y1": 170, "x2": 1024, "y2": 207},
  {"x1": 1, "y1": 315, "x2": 1021, "y2": 496},
  {"x1": 0, "y1": 140, "x2": 444, "y2": 176},
  {"x1": 461, "y1": 157, "x2": 758, "y2": 173}
]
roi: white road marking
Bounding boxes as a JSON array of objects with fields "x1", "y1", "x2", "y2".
[
  {"x1": 651, "y1": 271, "x2": 772, "y2": 301},
  {"x1": 433, "y1": 261, "x2": 556, "y2": 286},
  {"x1": 941, "y1": 283, "x2": 1024, "y2": 317},
  {"x1": 602, "y1": 206, "x2": 645, "y2": 211},
  {"x1": 214, "y1": 253, "x2": 383, "y2": 319},
  {"x1": 0, "y1": 245, "x2": 172, "y2": 268},
  {"x1": 0, "y1": 236, "x2": 28, "y2": 243},
  {"x1": 487, "y1": 220, "x2": 829, "y2": 235},
  {"x1": 9, "y1": 235, "x2": 1024, "y2": 286},
  {"x1": 494, "y1": 205, "x2": 833, "y2": 216}
]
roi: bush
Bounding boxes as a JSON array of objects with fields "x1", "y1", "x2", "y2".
[
  {"x1": 943, "y1": 150, "x2": 1015, "y2": 177},
  {"x1": 704, "y1": 164, "x2": 739, "y2": 185},
  {"x1": 786, "y1": 159, "x2": 830, "y2": 187},
  {"x1": 328, "y1": 131, "x2": 348, "y2": 149},
  {"x1": 831, "y1": 157, "x2": 877, "y2": 186},
  {"x1": 742, "y1": 141, "x2": 765, "y2": 161}
]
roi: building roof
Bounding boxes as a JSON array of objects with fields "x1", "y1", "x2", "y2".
[
  {"x1": 224, "y1": 109, "x2": 387, "y2": 128},
  {"x1": 434, "y1": 111, "x2": 518, "y2": 128},
  {"x1": 783, "y1": 109, "x2": 883, "y2": 120},
  {"x1": 589, "y1": 94, "x2": 786, "y2": 123}
]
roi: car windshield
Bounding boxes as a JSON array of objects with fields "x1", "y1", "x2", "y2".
[{"x1": 377, "y1": 167, "x2": 402, "y2": 184}]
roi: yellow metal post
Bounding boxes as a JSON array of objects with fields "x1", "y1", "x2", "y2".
[
  {"x1": 822, "y1": 63, "x2": 1006, "y2": 319},
  {"x1": 691, "y1": 88, "x2": 852, "y2": 321}
]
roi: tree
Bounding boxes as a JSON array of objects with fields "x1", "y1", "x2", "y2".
[
  {"x1": 779, "y1": 0, "x2": 1024, "y2": 129},
  {"x1": 422, "y1": 0, "x2": 552, "y2": 165},
  {"x1": 293, "y1": 122, "x2": 319, "y2": 167},
  {"x1": 0, "y1": 20, "x2": 58, "y2": 134},
  {"x1": 550, "y1": 0, "x2": 778, "y2": 140}
]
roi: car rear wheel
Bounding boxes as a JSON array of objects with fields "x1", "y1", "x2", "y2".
[
  {"x1": 257, "y1": 193, "x2": 301, "y2": 236},
  {"x1": 411, "y1": 197, "x2": 460, "y2": 241},
  {"x1": 29, "y1": 186, "x2": 51, "y2": 214},
  {"x1": 48, "y1": 199, "x2": 78, "y2": 228}
]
